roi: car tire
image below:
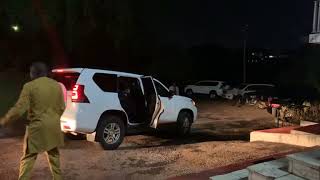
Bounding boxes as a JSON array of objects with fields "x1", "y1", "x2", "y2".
[
  {"x1": 96, "y1": 115, "x2": 125, "y2": 150},
  {"x1": 230, "y1": 94, "x2": 234, "y2": 100},
  {"x1": 186, "y1": 89, "x2": 193, "y2": 97},
  {"x1": 244, "y1": 97, "x2": 248, "y2": 104},
  {"x1": 65, "y1": 133, "x2": 86, "y2": 140},
  {"x1": 209, "y1": 91, "x2": 217, "y2": 100},
  {"x1": 176, "y1": 111, "x2": 192, "y2": 136}
]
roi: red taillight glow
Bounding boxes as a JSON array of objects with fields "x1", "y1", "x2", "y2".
[
  {"x1": 71, "y1": 84, "x2": 89, "y2": 103},
  {"x1": 56, "y1": 69, "x2": 64, "y2": 72},
  {"x1": 271, "y1": 104, "x2": 281, "y2": 108},
  {"x1": 72, "y1": 85, "x2": 79, "y2": 100},
  {"x1": 63, "y1": 125, "x2": 71, "y2": 130}
]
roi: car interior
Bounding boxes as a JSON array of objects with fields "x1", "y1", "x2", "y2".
[{"x1": 118, "y1": 77, "x2": 147, "y2": 124}]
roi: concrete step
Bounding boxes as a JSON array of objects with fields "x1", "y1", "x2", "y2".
[
  {"x1": 210, "y1": 169, "x2": 249, "y2": 180},
  {"x1": 211, "y1": 159, "x2": 289, "y2": 180},
  {"x1": 210, "y1": 150, "x2": 320, "y2": 180},
  {"x1": 247, "y1": 158, "x2": 289, "y2": 180},
  {"x1": 275, "y1": 174, "x2": 305, "y2": 180},
  {"x1": 287, "y1": 149, "x2": 320, "y2": 180}
]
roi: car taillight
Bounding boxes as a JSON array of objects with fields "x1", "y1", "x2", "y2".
[
  {"x1": 63, "y1": 125, "x2": 71, "y2": 130},
  {"x1": 271, "y1": 104, "x2": 281, "y2": 108},
  {"x1": 71, "y1": 84, "x2": 89, "y2": 103}
]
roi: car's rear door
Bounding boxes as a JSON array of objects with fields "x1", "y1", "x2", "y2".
[
  {"x1": 141, "y1": 76, "x2": 163, "y2": 128},
  {"x1": 205, "y1": 81, "x2": 219, "y2": 94},
  {"x1": 192, "y1": 82, "x2": 202, "y2": 94}
]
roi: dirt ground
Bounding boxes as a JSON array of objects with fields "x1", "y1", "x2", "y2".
[{"x1": 0, "y1": 101, "x2": 306, "y2": 180}]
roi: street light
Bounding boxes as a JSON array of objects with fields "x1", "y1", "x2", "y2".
[{"x1": 11, "y1": 25, "x2": 20, "y2": 32}]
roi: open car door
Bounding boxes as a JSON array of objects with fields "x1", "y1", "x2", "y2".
[{"x1": 141, "y1": 76, "x2": 164, "y2": 128}]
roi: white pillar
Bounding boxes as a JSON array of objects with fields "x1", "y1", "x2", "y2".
[{"x1": 313, "y1": 1, "x2": 318, "y2": 33}]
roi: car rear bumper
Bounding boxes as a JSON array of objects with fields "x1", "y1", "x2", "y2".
[
  {"x1": 60, "y1": 103, "x2": 99, "y2": 134},
  {"x1": 61, "y1": 116, "x2": 77, "y2": 132}
]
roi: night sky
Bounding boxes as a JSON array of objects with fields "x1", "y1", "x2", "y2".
[
  {"x1": 148, "y1": 0, "x2": 313, "y2": 49},
  {"x1": 2, "y1": 0, "x2": 314, "y2": 50}
]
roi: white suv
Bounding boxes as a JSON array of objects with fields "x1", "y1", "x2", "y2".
[
  {"x1": 223, "y1": 84, "x2": 275, "y2": 100},
  {"x1": 184, "y1": 80, "x2": 226, "y2": 99},
  {"x1": 52, "y1": 68, "x2": 197, "y2": 150}
]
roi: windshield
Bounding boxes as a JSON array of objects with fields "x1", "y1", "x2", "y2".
[{"x1": 238, "y1": 84, "x2": 248, "y2": 90}]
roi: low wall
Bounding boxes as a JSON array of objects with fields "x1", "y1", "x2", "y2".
[{"x1": 250, "y1": 131, "x2": 320, "y2": 147}]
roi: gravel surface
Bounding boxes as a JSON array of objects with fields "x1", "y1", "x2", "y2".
[{"x1": 0, "y1": 101, "x2": 306, "y2": 180}]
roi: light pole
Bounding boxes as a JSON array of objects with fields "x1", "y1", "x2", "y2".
[{"x1": 242, "y1": 24, "x2": 249, "y2": 83}]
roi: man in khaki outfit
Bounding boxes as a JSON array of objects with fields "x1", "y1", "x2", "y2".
[{"x1": 0, "y1": 62, "x2": 65, "y2": 180}]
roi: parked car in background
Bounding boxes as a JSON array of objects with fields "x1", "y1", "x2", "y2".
[
  {"x1": 52, "y1": 68, "x2": 197, "y2": 150},
  {"x1": 184, "y1": 80, "x2": 227, "y2": 99},
  {"x1": 223, "y1": 84, "x2": 276, "y2": 103}
]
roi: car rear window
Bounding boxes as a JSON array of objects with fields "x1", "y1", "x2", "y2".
[
  {"x1": 52, "y1": 72, "x2": 80, "y2": 91},
  {"x1": 93, "y1": 73, "x2": 117, "y2": 92}
]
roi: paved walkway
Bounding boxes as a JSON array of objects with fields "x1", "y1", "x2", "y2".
[{"x1": 170, "y1": 148, "x2": 318, "y2": 180}]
